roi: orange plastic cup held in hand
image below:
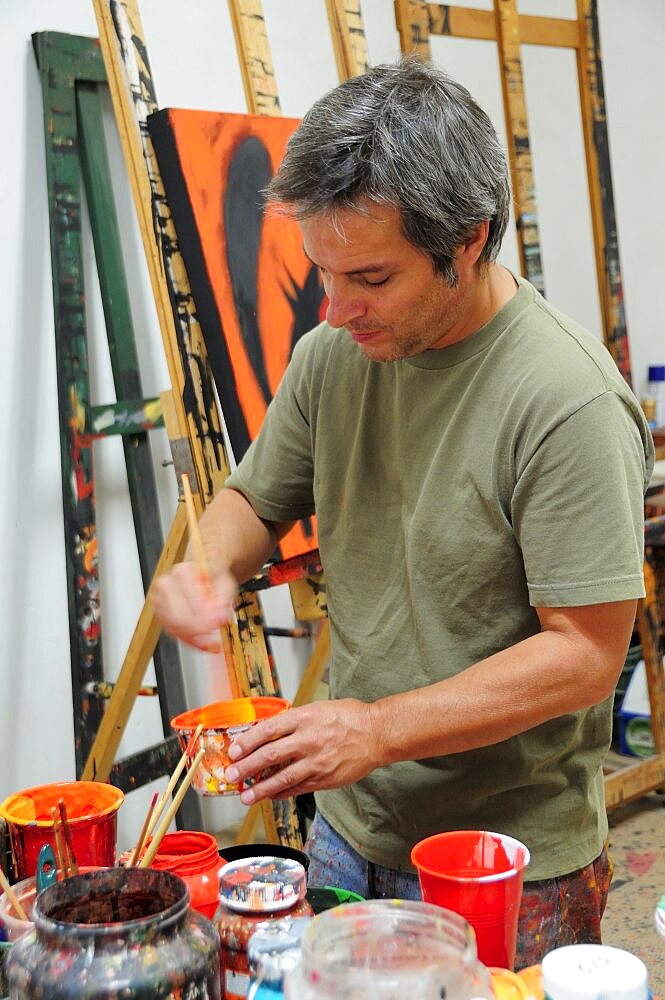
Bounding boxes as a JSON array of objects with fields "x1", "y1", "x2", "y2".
[
  {"x1": 411, "y1": 829, "x2": 530, "y2": 971},
  {"x1": 0, "y1": 782, "x2": 124, "y2": 881},
  {"x1": 171, "y1": 696, "x2": 290, "y2": 796}
]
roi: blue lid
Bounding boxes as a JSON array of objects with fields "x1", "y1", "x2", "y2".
[{"x1": 648, "y1": 365, "x2": 665, "y2": 381}]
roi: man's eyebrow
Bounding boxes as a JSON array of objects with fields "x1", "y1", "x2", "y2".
[{"x1": 303, "y1": 248, "x2": 388, "y2": 276}]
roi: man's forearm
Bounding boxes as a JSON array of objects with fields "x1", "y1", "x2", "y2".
[
  {"x1": 193, "y1": 487, "x2": 292, "y2": 586},
  {"x1": 369, "y1": 599, "x2": 636, "y2": 767}
]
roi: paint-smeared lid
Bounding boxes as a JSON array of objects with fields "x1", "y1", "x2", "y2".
[{"x1": 218, "y1": 856, "x2": 307, "y2": 913}]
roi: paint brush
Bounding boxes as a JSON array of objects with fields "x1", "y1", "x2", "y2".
[
  {"x1": 0, "y1": 867, "x2": 29, "y2": 922},
  {"x1": 50, "y1": 807, "x2": 69, "y2": 878},
  {"x1": 144, "y1": 723, "x2": 203, "y2": 842},
  {"x1": 127, "y1": 790, "x2": 159, "y2": 867},
  {"x1": 57, "y1": 799, "x2": 79, "y2": 876},
  {"x1": 138, "y1": 748, "x2": 206, "y2": 869},
  {"x1": 181, "y1": 473, "x2": 241, "y2": 699}
]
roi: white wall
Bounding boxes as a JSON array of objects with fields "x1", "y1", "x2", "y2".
[{"x1": 0, "y1": 0, "x2": 663, "y2": 853}]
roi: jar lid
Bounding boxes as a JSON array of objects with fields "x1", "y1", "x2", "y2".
[
  {"x1": 218, "y1": 856, "x2": 307, "y2": 913},
  {"x1": 248, "y1": 917, "x2": 312, "y2": 981},
  {"x1": 541, "y1": 944, "x2": 648, "y2": 1000}
]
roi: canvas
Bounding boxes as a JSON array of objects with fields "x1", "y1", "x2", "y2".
[{"x1": 149, "y1": 109, "x2": 324, "y2": 561}]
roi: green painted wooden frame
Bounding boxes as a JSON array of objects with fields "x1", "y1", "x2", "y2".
[{"x1": 32, "y1": 31, "x2": 201, "y2": 827}]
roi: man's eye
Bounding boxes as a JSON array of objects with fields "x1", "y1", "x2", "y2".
[{"x1": 363, "y1": 276, "x2": 390, "y2": 287}]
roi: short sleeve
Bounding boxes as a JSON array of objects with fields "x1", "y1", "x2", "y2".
[
  {"x1": 225, "y1": 338, "x2": 317, "y2": 522},
  {"x1": 512, "y1": 390, "x2": 652, "y2": 606}
]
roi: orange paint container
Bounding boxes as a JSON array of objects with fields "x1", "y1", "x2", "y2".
[
  {"x1": 0, "y1": 782, "x2": 124, "y2": 881},
  {"x1": 171, "y1": 696, "x2": 290, "y2": 796}
]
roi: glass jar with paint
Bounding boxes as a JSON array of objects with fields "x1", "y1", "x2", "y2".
[
  {"x1": 284, "y1": 899, "x2": 495, "y2": 999},
  {"x1": 6, "y1": 867, "x2": 221, "y2": 999},
  {"x1": 247, "y1": 917, "x2": 312, "y2": 999},
  {"x1": 214, "y1": 856, "x2": 313, "y2": 1000}
]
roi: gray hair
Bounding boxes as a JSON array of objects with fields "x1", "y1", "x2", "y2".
[{"x1": 267, "y1": 57, "x2": 511, "y2": 286}]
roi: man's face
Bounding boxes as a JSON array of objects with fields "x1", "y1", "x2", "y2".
[{"x1": 301, "y1": 201, "x2": 473, "y2": 363}]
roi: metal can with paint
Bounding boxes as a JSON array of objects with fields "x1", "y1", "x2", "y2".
[
  {"x1": 6, "y1": 867, "x2": 221, "y2": 999},
  {"x1": 214, "y1": 857, "x2": 313, "y2": 1000},
  {"x1": 541, "y1": 944, "x2": 648, "y2": 1000}
]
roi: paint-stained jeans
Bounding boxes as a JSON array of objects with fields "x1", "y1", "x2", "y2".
[{"x1": 305, "y1": 811, "x2": 613, "y2": 970}]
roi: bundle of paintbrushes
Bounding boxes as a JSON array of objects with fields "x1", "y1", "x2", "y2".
[
  {"x1": 124, "y1": 725, "x2": 205, "y2": 868},
  {"x1": 49, "y1": 799, "x2": 79, "y2": 879}
]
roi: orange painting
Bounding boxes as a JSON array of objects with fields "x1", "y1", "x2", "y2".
[{"x1": 150, "y1": 109, "x2": 323, "y2": 561}]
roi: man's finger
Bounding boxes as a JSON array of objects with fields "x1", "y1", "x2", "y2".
[
  {"x1": 228, "y1": 710, "x2": 299, "y2": 761},
  {"x1": 239, "y1": 759, "x2": 311, "y2": 805}
]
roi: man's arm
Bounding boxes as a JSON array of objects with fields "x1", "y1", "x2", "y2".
[
  {"x1": 151, "y1": 488, "x2": 294, "y2": 651},
  {"x1": 223, "y1": 598, "x2": 637, "y2": 803}
]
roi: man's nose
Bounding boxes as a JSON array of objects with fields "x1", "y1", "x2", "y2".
[{"x1": 325, "y1": 279, "x2": 366, "y2": 329}]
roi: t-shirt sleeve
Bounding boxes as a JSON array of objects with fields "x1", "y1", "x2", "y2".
[
  {"x1": 512, "y1": 390, "x2": 652, "y2": 607},
  {"x1": 225, "y1": 338, "x2": 317, "y2": 523}
]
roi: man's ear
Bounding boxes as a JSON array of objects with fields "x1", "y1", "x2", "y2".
[{"x1": 455, "y1": 220, "x2": 490, "y2": 270}]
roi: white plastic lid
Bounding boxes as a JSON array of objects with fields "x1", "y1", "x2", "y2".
[{"x1": 542, "y1": 944, "x2": 648, "y2": 1000}]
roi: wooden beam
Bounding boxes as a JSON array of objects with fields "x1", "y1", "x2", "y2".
[
  {"x1": 92, "y1": 0, "x2": 228, "y2": 502},
  {"x1": 494, "y1": 0, "x2": 545, "y2": 294},
  {"x1": 82, "y1": 504, "x2": 188, "y2": 782},
  {"x1": 227, "y1": 0, "x2": 281, "y2": 115},
  {"x1": 428, "y1": 6, "x2": 579, "y2": 49},
  {"x1": 325, "y1": 0, "x2": 369, "y2": 80},
  {"x1": 293, "y1": 622, "x2": 331, "y2": 708},
  {"x1": 575, "y1": 0, "x2": 632, "y2": 383},
  {"x1": 604, "y1": 754, "x2": 665, "y2": 810},
  {"x1": 394, "y1": 0, "x2": 432, "y2": 59}
]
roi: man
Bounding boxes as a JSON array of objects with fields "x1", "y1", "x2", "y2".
[{"x1": 152, "y1": 58, "x2": 653, "y2": 966}]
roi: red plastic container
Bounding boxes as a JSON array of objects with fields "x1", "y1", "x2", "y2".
[
  {"x1": 0, "y1": 781, "x2": 124, "y2": 880},
  {"x1": 411, "y1": 829, "x2": 530, "y2": 971},
  {"x1": 146, "y1": 830, "x2": 226, "y2": 920}
]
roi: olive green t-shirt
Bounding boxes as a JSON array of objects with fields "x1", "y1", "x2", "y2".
[{"x1": 226, "y1": 277, "x2": 653, "y2": 880}]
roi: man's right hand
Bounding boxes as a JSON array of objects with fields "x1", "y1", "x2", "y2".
[{"x1": 151, "y1": 561, "x2": 238, "y2": 652}]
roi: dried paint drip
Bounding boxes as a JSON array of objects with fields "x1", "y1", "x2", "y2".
[{"x1": 6, "y1": 867, "x2": 221, "y2": 999}]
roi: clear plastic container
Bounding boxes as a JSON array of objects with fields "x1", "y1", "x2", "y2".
[{"x1": 284, "y1": 899, "x2": 494, "y2": 1000}]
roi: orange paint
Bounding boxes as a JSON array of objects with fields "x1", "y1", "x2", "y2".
[
  {"x1": 0, "y1": 781, "x2": 124, "y2": 879},
  {"x1": 0, "y1": 781, "x2": 123, "y2": 827},
  {"x1": 161, "y1": 110, "x2": 322, "y2": 561}
]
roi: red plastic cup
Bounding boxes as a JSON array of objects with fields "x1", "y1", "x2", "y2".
[{"x1": 411, "y1": 830, "x2": 530, "y2": 971}]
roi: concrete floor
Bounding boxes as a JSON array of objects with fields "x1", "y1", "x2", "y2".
[{"x1": 603, "y1": 792, "x2": 665, "y2": 995}]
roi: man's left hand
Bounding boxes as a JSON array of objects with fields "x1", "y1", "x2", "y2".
[{"x1": 224, "y1": 699, "x2": 381, "y2": 805}]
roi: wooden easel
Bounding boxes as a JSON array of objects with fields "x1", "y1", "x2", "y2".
[
  {"x1": 82, "y1": 0, "x2": 369, "y2": 846},
  {"x1": 394, "y1": 0, "x2": 665, "y2": 808}
]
